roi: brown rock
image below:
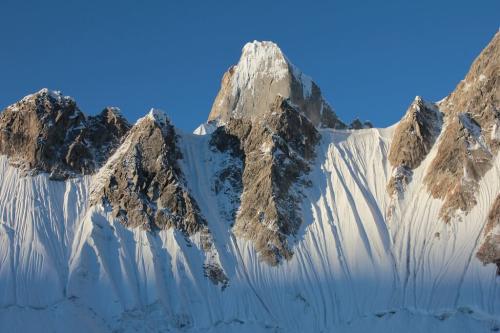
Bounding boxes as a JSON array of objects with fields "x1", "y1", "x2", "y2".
[
  {"x1": 423, "y1": 32, "x2": 499, "y2": 222},
  {"x1": 477, "y1": 194, "x2": 500, "y2": 275},
  {"x1": 208, "y1": 41, "x2": 346, "y2": 129},
  {"x1": 0, "y1": 89, "x2": 130, "y2": 178},
  {"x1": 211, "y1": 96, "x2": 320, "y2": 265},
  {"x1": 92, "y1": 109, "x2": 206, "y2": 235},
  {"x1": 387, "y1": 97, "x2": 442, "y2": 197}
]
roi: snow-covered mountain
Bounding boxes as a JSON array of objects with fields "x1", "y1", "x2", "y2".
[{"x1": 0, "y1": 32, "x2": 499, "y2": 332}]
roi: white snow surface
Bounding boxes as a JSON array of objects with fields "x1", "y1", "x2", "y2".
[
  {"x1": 145, "y1": 108, "x2": 170, "y2": 126},
  {"x1": 0, "y1": 124, "x2": 499, "y2": 332},
  {"x1": 233, "y1": 41, "x2": 289, "y2": 97},
  {"x1": 231, "y1": 41, "x2": 315, "y2": 100},
  {"x1": 193, "y1": 122, "x2": 217, "y2": 136}
]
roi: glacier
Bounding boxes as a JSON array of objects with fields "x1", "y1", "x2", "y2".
[
  {"x1": 0, "y1": 32, "x2": 499, "y2": 332},
  {"x1": 0, "y1": 123, "x2": 499, "y2": 332}
]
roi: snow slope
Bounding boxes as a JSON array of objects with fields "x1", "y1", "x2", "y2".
[{"x1": 0, "y1": 118, "x2": 499, "y2": 332}]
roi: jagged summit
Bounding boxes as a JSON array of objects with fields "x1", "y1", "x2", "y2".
[
  {"x1": 234, "y1": 41, "x2": 315, "y2": 98},
  {"x1": 90, "y1": 106, "x2": 205, "y2": 233},
  {"x1": 423, "y1": 31, "x2": 499, "y2": 223},
  {"x1": 0, "y1": 31, "x2": 500, "y2": 333},
  {"x1": 237, "y1": 41, "x2": 290, "y2": 83},
  {"x1": 0, "y1": 89, "x2": 130, "y2": 178},
  {"x1": 101, "y1": 106, "x2": 124, "y2": 118},
  {"x1": 386, "y1": 96, "x2": 442, "y2": 202},
  {"x1": 24, "y1": 87, "x2": 72, "y2": 102},
  {"x1": 208, "y1": 40, "x2": 346, "y2": 129},
  {"x1": 8, "y1": 88, "x2": 75, "y2": 113},
  {"x1": 145, "y1": 107, "x2": 170, "y2": 125}
]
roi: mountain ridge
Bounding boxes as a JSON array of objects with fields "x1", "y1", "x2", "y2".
[{"x1": 0, "y1": 32, "x2": 498, "y2": 332}]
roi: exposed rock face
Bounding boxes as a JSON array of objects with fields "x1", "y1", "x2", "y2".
[
  {"x1": 211, "y1": 96, "x2": 319, "y2": 265},
  {"x1": 91, "y1": 109, "x2": 228, "y2": 287},
  {"x1": 208, "y1": 41, "x2": 346, "y2": 129},
  {"x1": 207, "y1": 41, "x2": 347, "y2": 264},
  {"x1": 425, "y1": 113, "x2": 493, "y2": 222},
  {"x1": 387, "y1": 97, "x2": 442, "y2": 198},
  {"x1": 477, "y1": 194, "x2": 500, "y2": 275},
  {"x1": 349, "y1": 118, "x2": 373, "y2": 129},
  {"x1": 74, "y1": 106, "x2": 131, "y2": 169},
  {"x1": 423, "y1": 31, "x2": 499, "y2": 222},
  {"x1": 209, "y1": 125, "x2": 245, "y2": 224},
  {"x1": 0, "y1": 89, "x2": 130, "y2": 179},
  {"x1": 91, "y1": 109, "x2": 206, "y2": 234}
]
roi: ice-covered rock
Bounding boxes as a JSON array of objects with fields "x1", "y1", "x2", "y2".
[
  {"x1": 208, "y1": 40, "x2": 346, "y2": 129},
  {"x1": 0, "y1": 32, "x2": 498, "y2": 333}
]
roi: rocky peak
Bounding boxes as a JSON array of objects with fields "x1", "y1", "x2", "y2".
[
  {"x1": 91, "y1": 107, "x2": 130, "y2": 140},
  {"x1": 90, "y1": 109, "x2": 228, "y2": 287},
  {"x1": 211, "y1": 95, "x2": 320, "y2": 264},
  {"x1": 0, "y1": 89, "x2": 130, "y2": 179},
  {"x1": 386, "y1": 96, "x2": 442, "y2": 211},
  {"x1": 145, "y1": 107, "x2": 170, "y2": 126},
  {"x1": 91, "y1": 109, "x2": 204, "y2": 233},
  {"x1": 5, "y1": 88, "x2": 82, "y2": 121},
  {"x1": 389, "y1": 96, "x2": 442, "y2": 170},
  {"x1": 208, "y1": 40, "x2": 346, "y2": 129},
  {"x1": 439, "y1": 31, "x2": 499, "y2": 119},
  {"x1": 98, "y1": 107, "x2": 129, "y2": 130},
  {"x1": 424, "y1": 31, "x2": 499, "y2": 222},
  {"x1": 349, "y1": 118, "x2": 373, "y2": 129},
  {"x1": 424, "y1": 111, "x2": 493, "y2": 222},
  {"x1": 235, "y1": 41, "x2": 290, "y2": 87}
]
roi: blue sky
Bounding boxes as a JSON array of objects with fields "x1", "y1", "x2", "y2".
[{"x1": 1, "y1": 0, "x2": 499, "y2": 130}]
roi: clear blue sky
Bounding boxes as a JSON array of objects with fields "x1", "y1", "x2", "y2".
[{"x1": 1, "y1": 0, "x2": 499, "y2": 131}]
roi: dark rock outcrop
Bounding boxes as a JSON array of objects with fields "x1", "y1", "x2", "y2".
[
  {"x1": 73, "y1": 107, "x2": 131, "y2": 169},
  {"x1": 0, "y1": 89, "x2": 130, "y2": 179},
  {"x1": 349, "y1": 118, "x2": 373, "y2": 129},
  {"x1": 211, "y1": 96, "x2": 320, "y2": 265}
]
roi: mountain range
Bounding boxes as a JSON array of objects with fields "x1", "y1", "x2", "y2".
[{"x1": 0, "y1": 32, "x2": 498, "y2": 332}]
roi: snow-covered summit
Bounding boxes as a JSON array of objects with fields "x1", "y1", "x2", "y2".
[
  {"x1": 208, "y1": 40, "x2": 346, "y2": 129},
  {"x1": 8, "y1": 88, "x2": 75, "y2": 112},
  {"x1": 145, "y1": 107, "x2": 170, "y2": 125},
  {"x1": 133, "y1": 108, "x2": 172, "y2": 133},
  {"x1": 0, "y1": 89, "x2": 130, "y2": 179},
  {"x1": 0, "y1": 31, "x2": 498, "y2": 333},
  {"x1": 234, "y1": 41, "x2": 290, "y2": 91},
  {"x1": 236, "y1": 41, "x2": 314, "y2": 99}
]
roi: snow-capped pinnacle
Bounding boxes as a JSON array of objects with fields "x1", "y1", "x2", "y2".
[
  {"x1": 235, "y1": 41, "x2": 313, "y2": 97},
  {"x1": 16, "y1": 88, "x2": 74, "y2": 107},
  {"x1": 135, "y1": 108, "x2": 170, "y2": 127},
  {"x1": 208, "y1": 40, "x2": 346, "y2": 129},
  {"x1": 147, "y1": 108, "x2": 168, "y2": 121},
  {"x1": 0, "y1": 89, "x2": 130, "y2": 179},
  {"x1": 37, "y1": 88, "x2": 62, "y2": 98},
  {"x1": 132, "y1": 108, "x2": 173, "y2": 136},
  {"x1": 405, "y1": 96, "x2": 439, "y2": 118},
  {"x1": 105, "y1": 106, "x2": 123, "y2": 117},
  {"x1": 236, "y1": 41, "x2": 289, "y2": 84}
]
